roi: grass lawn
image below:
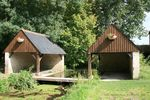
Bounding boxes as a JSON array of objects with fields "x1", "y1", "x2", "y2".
[
  {"x1": 62, "y1": 80, "x2": 150, "y2": 100},
  {"x1": 92, "y1": 80, "x2": 150, "y2": 100},
  {"x1": 0, "y1": 84, "x2": 61, "y2": 100}
]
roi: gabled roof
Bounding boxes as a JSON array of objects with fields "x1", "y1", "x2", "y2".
[
  {"x1": 22, "y1": 29, "x2": 66, "y2": 54},
  {"x1": 88, "y1": 25, "x2": 139, "y2": 54},
  {"x1": 4, "y1": 29, "x2": 66, "y2": 54}
]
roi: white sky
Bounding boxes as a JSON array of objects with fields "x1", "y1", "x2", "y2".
[{"x1": 132, "y1": 12, "x2": 150, "y2": 45}]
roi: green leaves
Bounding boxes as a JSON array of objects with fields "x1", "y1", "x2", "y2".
[
  {"x1": 94, "y1": 0, "x2": 147, "y2": 38},
  {"x1": 59, "y1": 0, "x2": 96, "y2": 68}
]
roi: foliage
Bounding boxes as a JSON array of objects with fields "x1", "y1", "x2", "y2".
[
  {"x1": 8, "y1": 70, "x2": 37, "y2": 90},
  {"x1": 140, "y1": 54, "x2": 150, "y2": 79},
  {"x1": 93, "y1": 0, "x2": 149, "y2": 38},
  {"x1": 59, "y1": 0, "x2": 96, "y2": 68},
  {"x1": 0, "y1": 79, "x2": 9, "y2": 93}
]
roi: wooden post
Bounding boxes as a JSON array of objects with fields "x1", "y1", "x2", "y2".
[
  {"x1": 88, "y1": 54, "x2": 92, "y2": 79},
  {"x1": 98, "y1": 54, "x2": 101, "y2": 74},
  {"x1": 36, "y1": 54, "x2": 42, "y2": 76},
  {"x1": 98, "y1": 54, "x2": 100, "y2": 67}
]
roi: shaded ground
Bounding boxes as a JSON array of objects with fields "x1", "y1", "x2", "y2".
[
  {"x1": 0, "y1": 84, "x2": 66, "y2": 100},
  {"x1": 101, "y1": 72, "x2": 131, "y2": 81}
]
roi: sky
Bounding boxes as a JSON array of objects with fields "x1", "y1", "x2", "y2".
[{"x1": 132, "y1": 12, "x2": 150, "y2": 45}]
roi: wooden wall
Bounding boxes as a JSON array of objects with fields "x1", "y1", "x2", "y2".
[
  {"x1": 4, "y1": 31, "x2": 38, "y2": 53},
  {"x1": 88, "y1": 25, "x2": 139, "y2": 54}
]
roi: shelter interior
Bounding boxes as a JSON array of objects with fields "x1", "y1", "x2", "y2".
[
  {"x1": 92, "y1": 53, "x2": 132, "y2": 79},
  {"x1": 9, "y1": 53, "x2": 63, "y2": 73}
]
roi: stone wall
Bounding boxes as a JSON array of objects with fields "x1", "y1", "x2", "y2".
[
  {"x1": 5, "y1": 53, "x2": 65, "y2": 74},
  {"x1": 41, "y1": 54, "x2": 64, "y2": 73},
  {"x1": 5, "y1": 52, "x2": 35, "y2": 73}
]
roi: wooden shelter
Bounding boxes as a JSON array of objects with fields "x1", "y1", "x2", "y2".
[
  {"x1": 4, "y1": 29, "x2": 66, "y2": 76},
  {"x1": 88, "y1": 25, "x2": 140, "y2": 79}
]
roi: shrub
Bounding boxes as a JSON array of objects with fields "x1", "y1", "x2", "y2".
[
  {"x1": 140, "y1": 54, "x2": 150, "y2": 79},
  {"x1": 8, "y1": 70, "x2": 37, "y2": 90},
  {"x1": 0, "y1": 79, "x2": 9, "y2": 93}
]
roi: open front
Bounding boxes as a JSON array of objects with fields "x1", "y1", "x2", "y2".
[{"x1": 100, "y1": 53, "x2": 132, "y2": 79}]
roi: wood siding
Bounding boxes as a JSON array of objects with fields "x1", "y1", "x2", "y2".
[
  {"x1": 4, "y1": 31, "x2": 38, "y2": 53},
  {"x1": 88, "y1": 25, "x2": 139, "y2": 54}
]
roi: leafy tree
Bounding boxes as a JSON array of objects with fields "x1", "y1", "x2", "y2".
[
  {"x1": 59, "y1": 0, "x2": 96, "y2": 68},
  {"x1": 93, "y1": 0, "x2": 149, "y2": 38},
  {"x1": 10, "y1": 0, "x2": 67, "y2": 42}
]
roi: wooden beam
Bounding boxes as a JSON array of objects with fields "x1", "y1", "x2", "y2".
[
  {"x1": 31, "y1": 53, "x2": 36, "y2": 59},
  {"x1": 36, "y1": 54, "x2": 42, "y2": 76},
  {"x1": 88, "y1": 54, "x2": 92, "y2": 79},
  {"x1": 91, "y1": 55, "x2": 97, "y2": 63},
  {"x1": 33, "y1": 76, "x2": 88, "y2": 83},
  {"x1": 98, "y1": 54, "x2": 100, "y2": 67},
  {"x1": 127, "y1": 53, "x2": 132, "y2": 58}
]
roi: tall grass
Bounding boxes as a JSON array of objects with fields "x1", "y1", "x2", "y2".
[{"x1": 62, "y1": 77, "x2": 100, "y2": 100}]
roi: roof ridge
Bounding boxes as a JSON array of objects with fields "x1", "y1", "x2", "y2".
[
  {"x1": 110, "y1": 25, "x2": 139, "y2": 51},
  {"x1": 88, "y1": 24, "x2": 139, "y2": 53},
  {"x1": 21, "y1": 29, "x2": 48, "y2": 37}
]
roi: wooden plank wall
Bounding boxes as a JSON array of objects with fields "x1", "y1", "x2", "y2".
[
  {"x1": 4, "y1": 31, "x2": 37, "y2": 53},
  {"x1": 88, "y1": 25, "x2": 139, "y2": 54}
]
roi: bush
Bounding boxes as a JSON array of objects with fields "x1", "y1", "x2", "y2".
[
  {"x1": 8, "y1": 70, "x2": 37, "y2": 90},
  {"x1": 140, "y1": 54, "x2": 150, "y2": 79},
  {"x1": 0, "y1": 79, "x2": 9, "y2": 93}
]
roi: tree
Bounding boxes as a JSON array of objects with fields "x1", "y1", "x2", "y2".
[
  {"x1": 59, "y1": 0, "x2": 96, "y2": 68},
  {"x1": 10, "y1": 0, "x2": 67, "y2": 42},
  {"x1": 93, "y1": 0, "x2": 149, "y2": 38}
]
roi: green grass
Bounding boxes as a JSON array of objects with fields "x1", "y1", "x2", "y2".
[
  {"x1": 62, "y1": 80, "x2": 150, "y2": 100},
  {"x1": 1, "y1": 80, "x2": 150, "y2": 100},
  {"x1": 95, "y1": 80, "x2": 150, "y2": 100},
  {"x1": 0, "y1": 84, "x2": 60, "y2": 100}
]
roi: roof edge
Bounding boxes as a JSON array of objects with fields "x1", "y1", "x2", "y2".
[
  {"x1": 21, "y1": 30, "x2": 41, "y2": 54},
  {"x1": 111, "y1": 25, "x2": 140, "y2": 52},
  {"x1": 21, "y1": 29, "x2": 49, "y2": 37},
  {"x1": 22, "y1": 29, "x2": 66, "y2": 55}
]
